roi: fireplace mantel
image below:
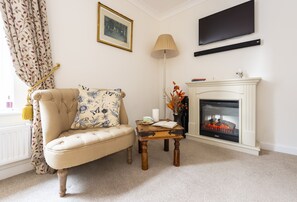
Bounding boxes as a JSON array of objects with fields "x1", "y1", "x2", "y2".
[{"x1": 186, "y1": 77, "x2": 261, "y2": 155}]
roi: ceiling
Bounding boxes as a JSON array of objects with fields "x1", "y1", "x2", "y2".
[{"x1": 127, "y1": 0, "x2": 207, "y2": 20}]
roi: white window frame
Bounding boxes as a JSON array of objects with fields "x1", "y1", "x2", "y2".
[{"x1": 0, "y1": 14, "x2": 27, "y2": 114}]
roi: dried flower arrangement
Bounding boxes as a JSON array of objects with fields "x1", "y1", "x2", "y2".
[{"x1": 166, "y1": 81, "x2": 186, "y2": 115}]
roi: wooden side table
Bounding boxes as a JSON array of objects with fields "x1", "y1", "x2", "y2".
[{"x1": 135, "y1": 120, "x2": 185, "y2": 170}]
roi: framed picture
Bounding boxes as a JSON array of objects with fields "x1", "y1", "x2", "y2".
[{"x1": 97, "y1": 3, "x2": 133, "y2": 52}]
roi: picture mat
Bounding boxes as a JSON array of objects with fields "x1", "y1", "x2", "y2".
[{"x1": 99, "y1": 7, "x2": 132, "y2": 50}]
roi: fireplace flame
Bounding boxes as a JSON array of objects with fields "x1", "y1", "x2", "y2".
[{"x1": 202, "y1": 118, "x2": 236, "y2": 134}]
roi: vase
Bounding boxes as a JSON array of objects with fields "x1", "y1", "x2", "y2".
[{"x1": 173, "y1": 114, "x2": 182, "y2": 126}]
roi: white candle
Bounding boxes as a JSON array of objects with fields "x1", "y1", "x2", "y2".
[{"x1": 152, "y1": 109, "x2": 159, "y2": 122}]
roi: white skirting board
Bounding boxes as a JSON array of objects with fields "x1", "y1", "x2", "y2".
[
  {"x1": 260, "y1": 142, "x2": 297, "y2": 156},
  {"x1": 0, "y1": 158, "x2": 33, "y2": 180}
]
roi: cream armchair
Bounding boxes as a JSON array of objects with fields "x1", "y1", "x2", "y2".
[{"x1": 33, "y1": 89, "x2": 135, "y2": 197}]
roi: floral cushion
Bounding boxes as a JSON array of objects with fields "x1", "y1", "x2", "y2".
[{"x1": 71, "y1": 85, "x2": 122, "y2": 129}]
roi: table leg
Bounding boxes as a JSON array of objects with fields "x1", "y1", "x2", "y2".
[
  {"x1": 164, "y1": 139, "x2": 169, "y2": 151},
  {"x1": 138, "y1": 140, "x2": 142, "y2": 153},
  {"x1": 173, "y1": 139, "x2": 180, "y2": 167},
  {"x1": 141, "y1": 141, "x2": 148, "y2": 170}
]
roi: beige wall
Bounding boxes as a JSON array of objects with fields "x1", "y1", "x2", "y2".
[
  {"x1": 46, "y1": 0, "x2": 297, "y2": 155},
  {"x1": 160, "y1": 0, "x2": 297, "y2": 154},
  {"x1": 46, "y1": 0, "x2": 161, "y2": 126}
]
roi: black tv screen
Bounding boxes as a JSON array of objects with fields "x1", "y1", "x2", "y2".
[{"x1": 199, "y1": 0, "x2": 254, "y2": 45}]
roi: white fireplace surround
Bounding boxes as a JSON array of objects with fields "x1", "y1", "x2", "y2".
[{"x1": 186, "y1": 78, "x2": 261, "y2": 155}]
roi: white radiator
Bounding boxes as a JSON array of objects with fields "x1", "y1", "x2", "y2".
[{"x1": 0, "y1": 124, "x2": 31, "y2": 166}]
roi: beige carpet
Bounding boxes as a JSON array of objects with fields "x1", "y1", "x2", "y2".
[{"x1": 1, "y1": 139, "x2": 297, "y2": 202}]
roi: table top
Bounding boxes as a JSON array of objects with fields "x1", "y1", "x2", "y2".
[{"x1": 136, "y1": 120, "x2": 185, "y2": 139}]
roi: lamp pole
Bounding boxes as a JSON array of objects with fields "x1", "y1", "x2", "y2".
[{"x1": 163, "y1": 50, "x2": 167, "y2": 119}]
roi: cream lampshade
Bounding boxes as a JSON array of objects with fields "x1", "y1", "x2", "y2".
[
  {"x1": 152, "y1": 34, "x2": 178, "y2": 119},
  {"x1": 153, "y1": 34, "x2": 178, "y2": 53}
]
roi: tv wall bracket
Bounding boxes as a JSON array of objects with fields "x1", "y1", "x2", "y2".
[{"x1": 194, "y1": 39, "x2": 261, "y2": 57}]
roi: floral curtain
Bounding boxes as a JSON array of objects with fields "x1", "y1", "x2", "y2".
[{"x1": 0, "y1": 0, "x2": 55, "y2": 174}]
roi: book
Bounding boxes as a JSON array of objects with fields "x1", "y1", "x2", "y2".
[{"x1": 153, "y1": 121, "x2": 177, "y2": 129}]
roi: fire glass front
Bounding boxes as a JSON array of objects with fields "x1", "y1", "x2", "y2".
[{"x1": 200, "y1": 99, "x2": 239, "y2": 143}]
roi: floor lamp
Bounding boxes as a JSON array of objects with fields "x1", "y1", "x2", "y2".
[{"x1": 152, "y1": 34, "x2": 178, "y2": 119}]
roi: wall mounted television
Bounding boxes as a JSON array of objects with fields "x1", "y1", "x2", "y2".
[{"x1": 199, "y1": 0, "x2": 254, "y2": 45}]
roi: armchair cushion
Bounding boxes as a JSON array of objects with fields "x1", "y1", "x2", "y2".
[
  {"x1": 71, "y1": 85, "x2": 122, "y2": 129},
  {"x1": 45, "y1": 125, "x2": 134, "y2": 169}
]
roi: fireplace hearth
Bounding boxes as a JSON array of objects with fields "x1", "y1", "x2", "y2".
[{"x1": 200, "y1": 100, "x2": 239, "y2": 143}]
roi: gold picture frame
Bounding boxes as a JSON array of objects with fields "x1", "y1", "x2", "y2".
[{"x1": 97, "y1": 3, "x2": 133, "y2": 52}]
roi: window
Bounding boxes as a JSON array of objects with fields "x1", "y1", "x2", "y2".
[{"x1": 0, "y1": 14, "x2": 27, "y2": 113}]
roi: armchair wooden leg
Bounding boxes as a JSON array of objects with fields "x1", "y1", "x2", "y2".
[
  {"x1": 57, "y1": 169, "x2": 68, "y2": 197},
  {"x1": 127, "y1": 146, "x2": 133, "y2": 164}
]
